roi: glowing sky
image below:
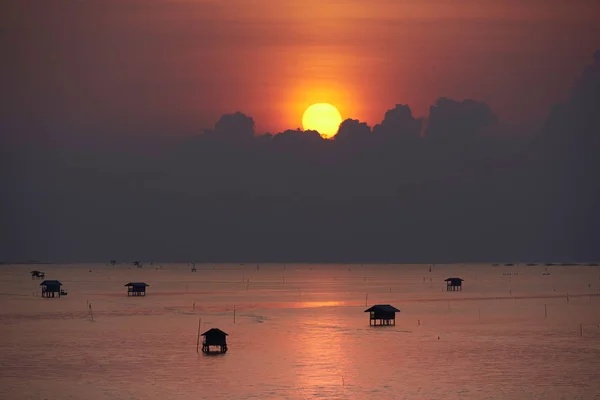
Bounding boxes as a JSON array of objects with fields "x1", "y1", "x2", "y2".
[{"x1": 2, "y1": 0, "x2": 599, "y2": 141}]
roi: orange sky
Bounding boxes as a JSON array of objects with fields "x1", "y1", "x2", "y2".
[{"x1": 3, "y1": 0, "x2": 600, "y2": 138}]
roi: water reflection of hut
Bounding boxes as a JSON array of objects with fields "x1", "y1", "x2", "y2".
[
  {"x1": 201, "y1": 328, "x2": 228, "y2": 354},
  {"x1": 364, "y1": 304, "x2": 400, "y2": 326},
  {"x1": 445, "y1": 277, "x2": 464, "y2": 291},
  {"x1": 125, "y1": 282, "x2": 149, "y2": 296},
  {"x1": 40, "y1": 280, "x2": 64, "y2": 298}
]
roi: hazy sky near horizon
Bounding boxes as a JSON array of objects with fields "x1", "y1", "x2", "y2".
[{"x1": 2, "y1": 0, "x2": 600, "y2": 142}]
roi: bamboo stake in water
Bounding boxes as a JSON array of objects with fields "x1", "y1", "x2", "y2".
[
  {"x1": 544, "y1": 304, "x2": 547, "y2": 318},
  {"x1": 580, "y1": 323, "x2": 583, "y2": 337},
  {"x1": 196, "y1": 317, "x2": 202, "y2": 353},
  {"x1": 233, "y1": 305, "x2": 236, "y2": 323},
  {"x1": 365, "y1": 293, "x2": 368, "y2": 307},
  {"x1": 341, "y1": 376, "x2": 345, "y2": 386}
]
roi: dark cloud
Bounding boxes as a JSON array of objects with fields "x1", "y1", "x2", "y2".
[
  {"x1": 373, "y1": 104, "x2": 422, "y2": 139},
  {"x1": 335, "y1": 119, "x2": 372, "y2": 142},
  {"x1": 425, "y1": 98, "x2": 497, "y2": 141},
  {"x1": 2, "y1": 52, "x2": 599, "y2": 263},
  {"x1": 202, "y1": 111, "x2": 256, "y2": 143}
]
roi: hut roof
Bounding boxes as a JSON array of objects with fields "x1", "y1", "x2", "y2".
[
  {"x1": 201, "y1": 328, "x2": 228, "y2": 336},
  {"x1": 30, "y1": 270, "x2": 41, "y2": 273},
  {"x1": 445, "y1": 277, "x2": 464, "y2": 282},
  {"x1": 40, "y1": 280, "x2": 62, "y2": 286},
  {"x1": 124, "y1": 282, "x2": 149, "y2": 287},
  {"x1": 364, "y1": 304, "x2": 400, "y2": 313}
]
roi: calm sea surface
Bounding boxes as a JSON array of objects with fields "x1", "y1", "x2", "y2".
[{"x1": 1, "y1": 263, "x2": 599, "y2": 400}]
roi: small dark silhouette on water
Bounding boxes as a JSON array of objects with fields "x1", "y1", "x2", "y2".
[
  {"x1": 40, "y1": 280, "x2": 66, "y2": 298},
  {"x1": 365, "y1": 304, "x2": 400, "y2": 326},
  {"x1": 201, "y1": 328, "x2": 228, "y2": 354},
  {"x1": 445, "y1": 277, "x2": 464, "y2": 291},
  {"x1": 125, "y1": 282, "x2": 149, "y2": 296},
  {"x1": 30, "y1": 270, "x2": 45, "y2": 279}
]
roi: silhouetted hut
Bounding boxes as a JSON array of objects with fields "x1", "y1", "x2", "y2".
[
  {"x1": 445, "y1": 277, "x2": 464, "y2": 291},
  {"x1": 40, "y1": 280, "x2": 63, "y2": 298},
  {"x1": 125, "y1": 282, "x2": 149, "y2": 296},
  {"x1": 201, "y1": 328, "x2": 228, "y2": 354},
  {"x1": 364, "y1": 304, "x2": 400, "y2": 326},
  {"x1": 30, "y1": 270, "x2": 45, "y2": 279}
]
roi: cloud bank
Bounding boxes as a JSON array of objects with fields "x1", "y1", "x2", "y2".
[{"x1": 2, "y1": 52, "x2": 599, "y2": 263}]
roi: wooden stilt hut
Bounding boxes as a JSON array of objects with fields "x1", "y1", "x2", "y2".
[
  {"x1": 30, "y1": 270, "x2": 45, "y2": 279},
  {"x1": 40, "y1": 280, "x2": 64, "y2": 298},
  {"x1": 364, "y1": 304, "x2": 400, "y2": 326},
  {"x1": 125, "y1": 282, "x2": 149, "y2": 296},
  {"x1": 201, "y1": 328, "x2": 228, "y2": 354},
  {"x1": 445, "y1": 277, "x2": 464, "y2": 291}
]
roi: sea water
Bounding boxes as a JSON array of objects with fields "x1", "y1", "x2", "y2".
[{"x1": 1, "y1": 263, "x2": 599, "y2": 399}]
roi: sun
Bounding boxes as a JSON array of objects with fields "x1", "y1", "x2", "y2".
[{"x1": 301, "y1": 103, "x2": 343, "y2": 139}]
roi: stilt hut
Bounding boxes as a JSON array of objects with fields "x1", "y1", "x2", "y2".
[
  {"x1": 40, "y1": 280, "x2": 63, "y2": 298},
  {"x1": 364, "y1": 304, "x2": 400, "y2": 326},
  {"x1": 125, "y1": 282, "x2": 149, "y2": 296},
  {"x1": 445, "y1": 277, "x2": 464, "y2": 291},
  {"x1": 201, "y1": 328, "x2": 228, "y2": 354},
  {"x1": 30, "y1": 270, "x2": 45, "y2": 279}
]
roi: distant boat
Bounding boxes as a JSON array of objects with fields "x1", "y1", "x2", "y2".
[{"x1": 542, "y1": 272, "x2": 550, "y2": 276}]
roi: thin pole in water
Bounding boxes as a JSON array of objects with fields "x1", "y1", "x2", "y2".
[
  {"x1": 196, "y1": 317, "x2": 202, "y2": 353},
  {"x1": 580, "y1": 323, "x2": 583, "y2": 337},
  {"x1": 341, "y1": 376, "x2": 345, "y2": 386},
  {"x1": 544, "y1": 304, "x2": 547, "y2": 319},
  {"x1": 365, "y1": 293, "x2": 368, "y2": 307},
  {"x1": 233, "y1": 305, "x2": 236, "y2": 323}
]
